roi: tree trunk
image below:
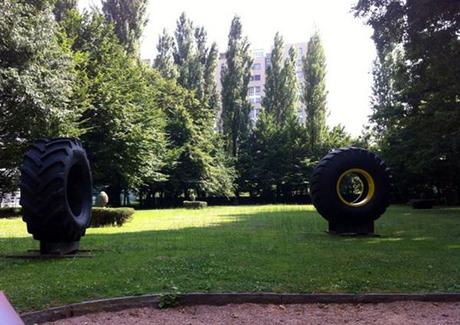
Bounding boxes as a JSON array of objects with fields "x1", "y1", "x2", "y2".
[
  {"x1": 139, "y1": 190, "x2": 144, "y2": 208},
  {"x1": 106, "y1": 185, "x2": 122, "y2": 207},
  {"x1": 276, "y1": 183, "x2": 281, "y2": 203}
]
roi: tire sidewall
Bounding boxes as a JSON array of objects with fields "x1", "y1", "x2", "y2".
[{"x1": 64, "y1": 147, "x2": 93, "y2": 229}]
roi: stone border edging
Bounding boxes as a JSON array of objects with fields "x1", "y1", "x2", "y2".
[{"x1": 21, "y1": 292, "x2": 460, "y2": 324}]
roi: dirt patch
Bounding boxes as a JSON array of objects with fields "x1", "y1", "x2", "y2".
[{"x1": 44, "y1": 301, "x2": 460, "y2": 324}]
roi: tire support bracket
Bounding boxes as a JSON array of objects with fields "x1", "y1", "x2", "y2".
[{"x1": 40, "y1": 241, "x2": 80, "y2": 255}]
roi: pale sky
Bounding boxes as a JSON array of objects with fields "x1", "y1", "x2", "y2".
[{"x1": 79, "y1": 0, "x2": 376, "y2": 136}]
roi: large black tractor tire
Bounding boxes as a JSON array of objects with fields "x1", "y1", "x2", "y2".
[
  {"x1": 19, "y1": 138, "x2": 92, "y2": 242},
  {"x1": 310, "y1": 147, "x2": 390, "y2": 232}
]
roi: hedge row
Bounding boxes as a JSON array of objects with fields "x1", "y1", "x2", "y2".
[
  {"x1": 0, "y1": 207, "x2": 22, "y2": 218},
  {"x1": 91, "y1": 207, "x2": 135, "y2": 227},
  {"x1": 183, "y1": 201, "x2": 207, "y2": 209}
]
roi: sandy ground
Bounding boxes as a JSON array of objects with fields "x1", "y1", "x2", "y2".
[{"x1": 44, "y1": 301, "x2": 460, "y2": 325}]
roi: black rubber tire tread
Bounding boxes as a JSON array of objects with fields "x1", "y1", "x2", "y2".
[
  {"x1": 19, "y1": 138, "x2": 92, "y2": 242},
  {"x1": 311, "y1": 147, "x2": 390, "y2": 223}
]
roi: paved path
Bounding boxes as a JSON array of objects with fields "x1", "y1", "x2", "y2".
[{"x1": 45, "y1": 301, "x2": 460, "y2": 325}]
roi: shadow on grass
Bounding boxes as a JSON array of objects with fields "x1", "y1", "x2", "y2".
[
  {"x1": 1, "y1": 206, "x2": 459, "y2": 256},
  {"x1": 0, "y1": 206, "x2": 459, "y2": 312}
]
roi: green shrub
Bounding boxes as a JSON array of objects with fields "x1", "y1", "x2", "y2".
[
  {"x1": 0, "y1": 207, "x2": 22, "y2": 219},
  {"x1": 158, "y1": 293, "x2": 178, "y2": 309},
  {"x1": 183, "y1": 201, "x2": 207, "y2": 209},
  {"x1": 91, "y1": 208, "x2": 135, "y2": 227}
]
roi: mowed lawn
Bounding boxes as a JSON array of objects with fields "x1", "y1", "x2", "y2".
[{"x1": 0, "y1": 205, "x2": 459, "y2": 312}]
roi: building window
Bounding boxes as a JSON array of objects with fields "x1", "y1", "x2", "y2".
[
  {"x1": 249, "y1": 86, "x2": 262, "y2": 96},
  {"x1": 249, "y1": 96, "x2": 261, "y2": 104},
  {"x1": 248, "y1": 95, "x2": 261, "y2": 104},
  {"x1": 253, "y1": 49, "x2": 265, "y2": 58},
  {"x1": 252, "y1": 63, "x2": 261, "y2": 70}
]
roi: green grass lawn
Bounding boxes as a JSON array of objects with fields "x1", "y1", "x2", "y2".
[{"x1": 0, "y1": 205, "x2": 459, "y2": 312}]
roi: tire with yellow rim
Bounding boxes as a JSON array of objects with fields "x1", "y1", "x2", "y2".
[{"x1": 310, "y1": 147, "x2": 390, "y2": 223}]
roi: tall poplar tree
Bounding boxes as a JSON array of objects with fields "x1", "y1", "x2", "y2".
[
  {"x1": 220, "y1": 16, "x2": 253, "y2": 157},
  {"x1": 204, "y1": 42, "x2": 220, "y2": 112},
  {"x1": 263, "y1": 33, "x2": 284, "y2": 120},
  {"x1": 154, "y1": 29, "x2": 178, "y2": 79},
  {"x1": 263, "y1": 33, "x2": 299, "y2": 124},
  {"x1": 101, "y1": 0, "x2": 148, "y2": 55},
  {"x1": 283, "y1": 47, "x2": 299, "y2": 119},
  {"x1": 302, "y1": 32, "x2": 328, "y2": 151},
  {"x1": 174, "y1": 13, "x2": 196, "y2": 89},
  {"x1": 172, "y1": 13, "x2": 219, "y2": 112}
]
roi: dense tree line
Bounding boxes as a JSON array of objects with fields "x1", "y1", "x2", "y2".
[
  {"x1": 236, "y1": 32, "x2": 353, "y2": 202},
  {"x1": 0, "y1": 0, "x2": 354, "y2": 206},
  {"x1": 153, "y1": 10, "x2": 352, "y2": 204},
  {"x1": 355, "y1": 0, "x2": 460, "y2": 204},
  {"x1": 0, "y1": 0, "x2": 233, "y2": 206},
  {"x1": 4, "y1": 0, "x2": 453, "y2": 206}
]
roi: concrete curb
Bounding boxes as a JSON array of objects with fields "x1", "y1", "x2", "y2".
[{"x1": 21, "y1": 292, "x2": 460, "y2": 324}]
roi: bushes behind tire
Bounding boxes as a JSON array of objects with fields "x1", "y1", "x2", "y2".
[
  {"x1": 91, "y1": 208, "x2": 135, "y2": 227},
  {"x1": 0, "y1": 207, "x2": 22, "y2": 219},
  {"x1": 183, "y1": 201, "x2": 207, "y2": 209}
]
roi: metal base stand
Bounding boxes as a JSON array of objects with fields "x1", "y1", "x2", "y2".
[{"x1": 40, "y1": 241, "x2": 80, "y2": 255}]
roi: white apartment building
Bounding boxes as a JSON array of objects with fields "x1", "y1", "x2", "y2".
[
  {"x1": 247, "y1": 49, "x2": 265, "y2": 122},
  {"x1": 217, "y1": 43, "x2": 308, "y2": 124}
]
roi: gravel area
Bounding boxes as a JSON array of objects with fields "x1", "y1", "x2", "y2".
[{"x1": 44, "y1": 301, "x2": 460, "y2": 325}]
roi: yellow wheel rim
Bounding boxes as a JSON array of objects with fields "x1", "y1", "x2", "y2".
[{"x1": 336, "y1": 168, "x2": 375, "y2": 207}]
